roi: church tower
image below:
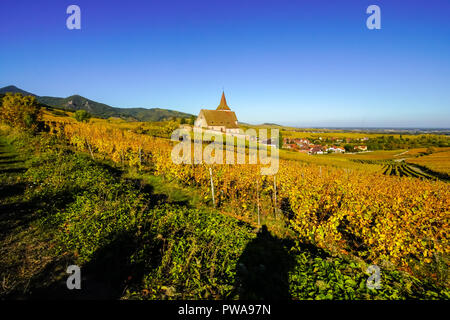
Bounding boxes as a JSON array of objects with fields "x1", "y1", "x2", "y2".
[{"x1": 216, "y1": 92, "x2": 231, "y2": 111}]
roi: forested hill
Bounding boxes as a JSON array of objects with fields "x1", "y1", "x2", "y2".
[
  {"x1": 0, "y1": 85, "x2": 193, "y2": 122},
  {"x1": 0, "y1": 85, "x2": 37, "y2": 97}
]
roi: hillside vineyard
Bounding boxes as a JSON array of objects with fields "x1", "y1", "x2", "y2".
[{"x1": 45, "y1": 119, "x2": 450, "y2": 270}]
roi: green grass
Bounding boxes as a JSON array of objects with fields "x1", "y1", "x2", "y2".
[{"x1": 123, "y1": 169, "x2": 203, "y2": 208}]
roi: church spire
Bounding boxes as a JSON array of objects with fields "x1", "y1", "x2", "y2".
[{"x1": 216, "y1": 91, "x2": 231, "y2": 110}]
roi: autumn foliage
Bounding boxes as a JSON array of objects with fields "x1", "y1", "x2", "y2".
[
  {"x1": 0, "y1": 93, "x2": 42, "y2": 131},
  {"x1": 45, "y1": 120, "x2": 450, "y2": 275}
]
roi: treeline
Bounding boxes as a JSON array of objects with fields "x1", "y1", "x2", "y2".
[
  {"x1": 366, "y1": 135, "x2": 450, "y2": 150},
  {"x1": 297, "y1": 134, "x2": 449, "y2": 152}
]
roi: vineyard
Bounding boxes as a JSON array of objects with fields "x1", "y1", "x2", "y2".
[
  {"x1": 41, "y1": 119, "x2": 450, "y2": 277},
  {"x1": 381, "y1": 162, "x2": 435, "y2": 179},
  {"x1": 407, "y1": 150, "x2": 450, "y2": 177},
  {"x1": 1, "y1": 117, "x2": 449, "y2": 300}
]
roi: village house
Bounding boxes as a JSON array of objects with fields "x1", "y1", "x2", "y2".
[
  {"x1": 285, "y1": 143, "x2": 299, "y2": 150},
  {"x1": 354, "y1": 145, "x2": 368, "y2": 151},
  {"x1": 309, "y1": 145, "x2": 326, "y2": 155},
  {"x1": 283, "y1": 138, "x2": 310, "y2": 147},
  {"x1": 327, "y1": 146, "x2": 345, "y2": 153},
  {"x1": 194, "y1": 92, "x2": 240, "y2": 134},
  {"x1": 259, "y1": 138, "x2": 278, "y2": 148},
  {"x1": 296, "y1": 138, "x2": 310, "y2": 146},
  {"x1": 298, "y1": 145, "x2": 310, "y2": 153}
]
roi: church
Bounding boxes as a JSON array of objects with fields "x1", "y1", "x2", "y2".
[{"x1": 194, "y1": 92, "x2": 240, "y2": 134}]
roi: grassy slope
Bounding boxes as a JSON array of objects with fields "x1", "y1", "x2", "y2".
[{"x1": 0, "y1": 135, "x2": 64, "y2": 297}]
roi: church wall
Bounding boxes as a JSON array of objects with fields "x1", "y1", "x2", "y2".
[
  {"x1": 194, "y1": 117, "x2": 207, "y2": 128},
  {"x1": 226, "y1": 128, "x2": 240, "y2": 134}
]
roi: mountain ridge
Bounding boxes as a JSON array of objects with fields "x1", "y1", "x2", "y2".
[
  {"x1": 0, "y1": 85, "x2": 37, "y2": 97},
  {"x1": 0, "y1": 86, "x2": 193, "y2": 122}
]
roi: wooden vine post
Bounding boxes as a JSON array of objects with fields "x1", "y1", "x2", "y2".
[
  {"x1": 209, "y1": 167, "x2": 215, "y2": 207},
  {"x1": 273, "y1": 175, "x2": 277, "y2": 219},
  {"x1": 256, "y1": 178, "x2": 261, "y2": 226},
  {"x1": 85, "y1": 138, "x2": 94, "y2": 160}
]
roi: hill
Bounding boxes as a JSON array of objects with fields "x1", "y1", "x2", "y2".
[
  {"x1": 0, "y1": 85, "x2": 37, "y2": 97},
  {"x1": 0, "y1": 85, "x2": 193, "y2": 122}
]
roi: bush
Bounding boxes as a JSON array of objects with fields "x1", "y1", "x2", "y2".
[
  {"x1": 0, "y1": 93, "x2": 42, "y2": 131},
  {"x1": 74, "y1": 110, "x2": 91, "y2": 123}
]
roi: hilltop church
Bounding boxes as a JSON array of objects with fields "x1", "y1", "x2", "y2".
[{"x1": 194, "y1": 92, "x2": 240, "y2": 134}]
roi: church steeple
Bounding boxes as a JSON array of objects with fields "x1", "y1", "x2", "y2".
[{"x1": 216, "y1": 91, "x2": 231, "y2": 110}]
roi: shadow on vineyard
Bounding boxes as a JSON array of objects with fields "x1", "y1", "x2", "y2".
[
  {"x1": 24, "y1": 231, "x2": 149, "y2": 300},
  {"x1": 337, "y1": 219, "x2": 368, "y2": 254},
  {"x1": 0, "y1": 142, "x2": 47, "y2": 241},
  {"x1": 0, "y1": 182, "x2": 26, "y2": 201},
  {"x1": 233, "y1": 225, "x2": 295, "y2": 299}
]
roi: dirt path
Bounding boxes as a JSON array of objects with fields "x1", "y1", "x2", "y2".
[{"x1": 394, "y1": 150, "x2": 409, "y2": 157}]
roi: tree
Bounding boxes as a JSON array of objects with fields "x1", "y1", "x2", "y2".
[
  {"x1": 180, "y1": 117, "x2": 186, "y2": 125},
  {"x1": 74, "y1": 110, "x2": 91, "y2": 123},
  {"x1": 163, "y1": 120, "x2": 181, "y2": 138},
  {"x1": 0, "y1": 93, "x2": 42, "y2": 131},
  {"x1": 344, "y1": 144, "x2": 353, "y2": 152}
]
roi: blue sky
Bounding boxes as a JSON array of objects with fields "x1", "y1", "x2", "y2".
[{"x1": 1, "y1": 0, "x2": 449, "y2": 127}]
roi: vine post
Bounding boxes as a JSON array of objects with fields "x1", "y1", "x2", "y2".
[
  {"x1": 139, "y1": 146, "x2": 142, "y2": 166},
  {"x1": 85, "y1": 138, "x2": 94, "y2": 159},
  {"x1": 209, "y1": 167, "x2": 215, "y2": 208},
  {"x1": 273, "y1": 175, "x2": 277, "y2": 219},
  {"x1": 256, "y1": 178, "x2": 261, "y2": 226}
]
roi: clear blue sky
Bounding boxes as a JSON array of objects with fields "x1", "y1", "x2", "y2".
[{"x1": 1, "y1": 0, "x2": 449, "y2": 127}]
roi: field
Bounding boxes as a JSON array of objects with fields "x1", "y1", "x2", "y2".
[
  {"x1": 407, "y1": 151, "x2": 450, "y2": 176},
  {"x1": 280, "y1": 146, "x2": 450, "y2": 181},
  {"x1": 1, "y1": 109, "x2": 449, "y2": 300},
  {"x1": 381, "y1": 162, "x2": 436, "y2": 180},
  {"x1": 279, "y1": 149, "x2": 383, "y2": 172}
]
